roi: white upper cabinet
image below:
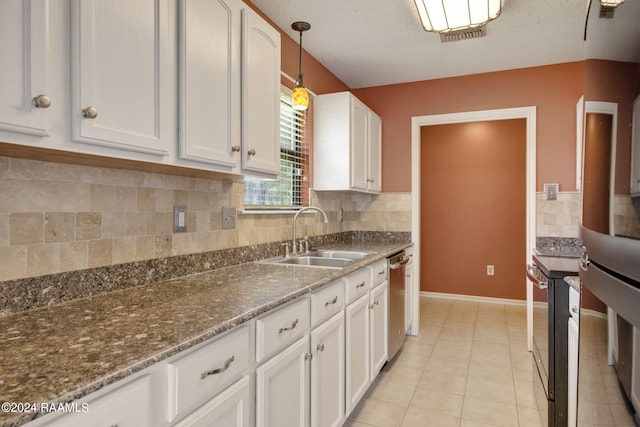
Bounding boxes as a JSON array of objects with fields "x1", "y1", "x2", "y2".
[
  {"x1": 241, "y1": 6, "x2": 281, "y2": 177},
  {"x1": 630, "y1": 94, "x2": 640, "y2": 196},
  {"x1": 70, "y1": 0, "x2": 171, "y2": 156},
  {"x1": 314, "y1": 91, "x2": 382, "y2": 193},
  {"x1": 0, "y1": 0, "x2": 50, "y2": 136},
  {"x1": 178, "y1": 0, "x2": 241, "y2": 170}
]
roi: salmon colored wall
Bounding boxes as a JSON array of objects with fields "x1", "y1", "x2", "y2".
[
  {"x1": 585, "y1": 59, "x2": 640, "y2": 195},
  {"x1": 420, "y1": 119, "x2": 527, "y2": 298},
  {"x1": 353, "y1": 62, "x2": 585, "y2": 192}
]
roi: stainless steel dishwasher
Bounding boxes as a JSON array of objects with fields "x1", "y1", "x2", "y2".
[{"x1": 388, "y1": 250, "x2": 410, "y2": 360}]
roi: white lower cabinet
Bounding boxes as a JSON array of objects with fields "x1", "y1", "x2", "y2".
[
  {"x1": 345, "y1": 292, "x2": 371, "y2": 414},
  {"x1": 370, "y1": 281, "x2": 389, "y2": 381},
  {"x1": 311, "y1": 312, "x2": 345, "y2": 427},
  {"x1": 24, "y1": 263, "x2": 390, "y2": 427},
  {"x1": 256, "y1": 335, "x2": 311, "y2": 427},
  {"x1": 174, "y1": 376, "x2": 251, "y2": 427}
]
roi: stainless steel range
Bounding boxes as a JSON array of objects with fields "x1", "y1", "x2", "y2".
[{"x1": 527, "y1": 254, "x2": 579, "y2": 426}]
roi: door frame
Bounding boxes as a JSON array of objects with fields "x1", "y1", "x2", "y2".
[{"x1": 410, "y1": 107, "x2": 536, "y2": 349}]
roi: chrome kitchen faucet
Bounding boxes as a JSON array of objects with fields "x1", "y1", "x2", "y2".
[{"x1": 291, "y1": 206, "x2": 328, "y2": 255}]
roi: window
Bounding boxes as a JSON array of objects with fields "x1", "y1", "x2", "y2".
[{"x1": 244, "y1": 84, "x2": 309, "y2": 209}]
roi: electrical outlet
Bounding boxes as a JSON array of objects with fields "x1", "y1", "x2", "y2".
[
  {"x1": 174, "y1": 206, "x2": 187, "y2": 233},
  {"x1": 222, "y1": 206, "x2": 237, "y2": 230},
  {"x1": 487, "y1": 265, "x2": 495, "y2": 276}
]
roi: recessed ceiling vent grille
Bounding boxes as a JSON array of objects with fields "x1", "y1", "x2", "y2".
[{"x1": 440, "y1": 25, "x2": 486, "y2": 42}]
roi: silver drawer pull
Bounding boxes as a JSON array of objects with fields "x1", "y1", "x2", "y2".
[
  {"x1": 325, "y1": 296, "x2": 338, "y2": 307},
  {"x1": 200, "y1": 356, "x2": 235, "y2": 379},
  {"x1": 356, "y1": 281, "x2": 366, "y2": 288},
  {"x1": 378, "y1": 270, "x2": 385, "y2": 276},
  {"x1": 278, "y1": 318, "x2": 299, "y2": 333}
]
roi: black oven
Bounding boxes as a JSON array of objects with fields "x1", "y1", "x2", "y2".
[{"x1": 527, "y1": 254, "x2": 577, "y2": 427}]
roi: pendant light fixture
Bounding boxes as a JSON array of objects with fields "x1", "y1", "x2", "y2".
[
  {"x1": 291, "y1": 21, "x2": 311, "y2": 111},
  {"x1": 413, "y1": 0, "x2": 503, "y2": 40}
]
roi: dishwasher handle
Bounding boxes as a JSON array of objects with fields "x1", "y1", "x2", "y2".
[
  {"x1": 526, "y1": 264, "x2": 548, "y2": 290},
  {"x1": 389, "y1": 254, "x2": 410, "y2": 270}
]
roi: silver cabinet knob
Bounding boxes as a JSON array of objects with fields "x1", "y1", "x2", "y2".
[
  {"x1": 317, "y1": 343, "x2": 325, "y2": 352},
  {"x1": 231, "y1": 145, "x2": 241, "y2": 152},
  {"x1": 247, "y1": 148, "x2": 256, "y2": 156},
  {"x1": 82, "y1": 107, "x2": 98, "y2": 119},
  {"x1": 32, "y1": 94, "x2": 51, "y2": 109}
]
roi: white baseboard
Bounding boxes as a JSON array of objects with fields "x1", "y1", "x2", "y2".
[
  {"x1": 420, "y1": 291, "x2": 526, "y2": 306},
  {"x1": 420, "y1": 291, "x2": 608, "y2": 317}
]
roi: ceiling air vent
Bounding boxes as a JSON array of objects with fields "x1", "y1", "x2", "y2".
[{"x1": 440, "y1": 26, "x2": 486, "y2": 42}]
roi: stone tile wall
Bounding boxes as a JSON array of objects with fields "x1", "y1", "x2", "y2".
[
  {"x1": 0, "y1": 156, "x2": 412, "y2": 281},
  {"x1": 536, "y1": 191, "x2": 581, "y2": 237}
]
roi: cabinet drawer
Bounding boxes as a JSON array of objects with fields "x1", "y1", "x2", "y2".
[
  {"x1": 256, "y1": 297, "x2": 310, "y2": 363},
  {"x1": 345, "y1": 268, "x2": 371, "y2": 304},
  {"x1": 167, "y1": 326, "x2": 250, "y2": 422},
  {"x1": 44, "y1": 375, "x2": 151, "y2": 427},
  {"x1": 311, "y1": 279, "x2": 345, "y2": 327},
  {"x1": 370, "y1": 259, "x2": 387, "y2": 287}
]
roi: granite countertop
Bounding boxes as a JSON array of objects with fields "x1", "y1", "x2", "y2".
[{"x1": 0, "y1": 241, "x2": 410, "y2": 427}]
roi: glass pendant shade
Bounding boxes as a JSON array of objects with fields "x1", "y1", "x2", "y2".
[
  {"x1": 414, "y1": 0, "x2": 503, "y2": 33},
  {"x1": 291, "y1": 85, "x2": 309, "y2": 111}
]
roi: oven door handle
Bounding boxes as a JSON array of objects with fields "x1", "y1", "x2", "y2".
[{"x1": 527, "y1": 264, "x2": 549, "y2": 290}]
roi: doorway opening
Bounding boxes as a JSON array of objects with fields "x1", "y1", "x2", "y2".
[{"x1": 409, "y1": 107, "x2": 536, "y2": 344}]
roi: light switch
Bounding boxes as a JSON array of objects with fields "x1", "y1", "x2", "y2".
[{"x1": 544, "y1": 183, "x2": 558, "y2": 201}]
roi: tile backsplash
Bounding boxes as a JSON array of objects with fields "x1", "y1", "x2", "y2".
[
  {"x1": 536, "y1": 191, "x2": 581, "y2": 238},
  {"x1": 0, "y1": 156, "x2": 411, "y2": 282}
]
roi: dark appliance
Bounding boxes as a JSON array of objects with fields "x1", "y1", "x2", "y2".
[
  {"x1": 527, "y1": 254, "x2": 579, "y2": 426},
  {"x1": 580, "y1": 0, "x2": 640, "y2": 422}
]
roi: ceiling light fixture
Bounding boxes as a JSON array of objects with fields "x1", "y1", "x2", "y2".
[
  {"x1": 291, "y1": 21, "x2": 311, "y2": 111},
  {"x1": 413, "y1": 0, "x2": 503, "y2": 40},
  {"x1": 599, "y1": 0, "x2": 624, "y2": 18}
]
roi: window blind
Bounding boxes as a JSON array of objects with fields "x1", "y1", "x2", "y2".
[{"x1": 244, "y1": 88, "x2": 308, "y2": 208}]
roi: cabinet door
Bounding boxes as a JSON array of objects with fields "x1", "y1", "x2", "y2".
[
  {"x1": 350, "y1": 98, "x2": 369, "y2": 191},
  {"x1": 370, "y1": 281, "x2": 388, "y2": 380},
  {"x1": 345, "y1": 293, "x2": 370, "y2": 414},
  {"x1": 367, "y1": 111, "x2": 382, "y2": 192},
  {"x1": 178, "y1": 0, "x2": 241, "y2": 169},
  {"x1": 0, "y1": 0, "x2": 49, "y2": 136},
  {"x1": 256, "y1": 335, "x2": 310, "y2": 427},
  {"x1": 241, "y1": 6, "x2": 281, "y2": 176},
  {"x1": 174, "y1": 376, "x2": 251, "y2": 427},
  {"x1": 71, "y1": 0, "x2": 170, "y2": 155},
  {"x1": 311, "y1": 312, "x2": 345, "y2": 427}
]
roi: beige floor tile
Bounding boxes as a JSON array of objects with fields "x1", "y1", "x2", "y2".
[
  {"x1": 367, "y1": 375, "x2": 417, "y2": 406},
  {"x1": 513, "y1": 378, "x2": 539, "y2": 409},
  {"x1": 409, "y1": 384, "x2": 464, "y2": 417},
  {"x1": 349, "y1": 397, "x2": 406, "y2": 427},
  {"x1": 420, "y1": 368, "x2": 468, "y2": 395},
  {"x1": 462, "y1": 396, "x2": 519, "y2": 426},
  {"x1": 342, "y1": 419, "x2": 378, "y2": 427},
  {"x1": 400, "y1": 406, "x2": 460, "y2": 427},
  {"x1": 464, "y1": 372, "x2": 517, "y2": 406},
  {"x1": 390, "y1": 348, "x2": 429, "y2": 370},
  {"x1": 516, "y1": 405, "x2": 543, "y2": 427},
  {"x1": 380, "y1": 365, "x2": 423, "y2": 388},
  {"x1": 460, "y1": 419, "x2": 502, "y2": 426}
]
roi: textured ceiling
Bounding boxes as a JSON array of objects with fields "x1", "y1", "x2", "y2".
[{"x1": 251, "y1": 0, "x2": 640, "y2": 89}]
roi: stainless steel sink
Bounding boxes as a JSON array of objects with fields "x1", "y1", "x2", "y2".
[
  {"x1": 310, "y1": 250, "x2": 371, "y2": 260},
  {"x1": 276, "y1": 256, "x2": 353, "y2": 268}
]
